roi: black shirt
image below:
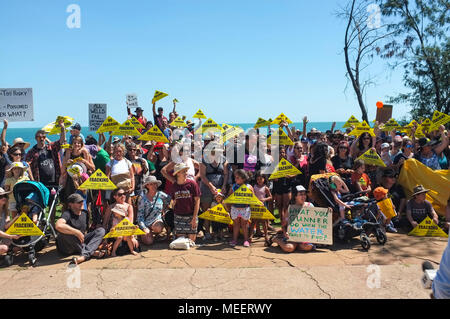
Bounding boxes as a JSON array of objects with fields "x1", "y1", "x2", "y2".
[
  {"x1": 331, "y1": 155, "x2": 354, "y2": 171},
  {"x1": 37, "y1": 147, "x2": 56, "y2": 184},
  {"x1": 60, "y1": 209, "x2": 89, "y2": 234},
  {"x1": 0, "y1": 153, "x2": 7, "y2": 185}
]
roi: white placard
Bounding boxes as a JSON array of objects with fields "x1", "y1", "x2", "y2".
[
  {"x1": 126, "y1": 94, "x2": 139, "y2": 108},
  {"x1": 0, "y1": 88, "x2": 34, "y2": 122},
  {"x1": 89, "y1": 104, "x2": 107, "y2": 131}
]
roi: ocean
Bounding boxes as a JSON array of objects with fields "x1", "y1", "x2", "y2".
[{"x1": 4, "y1": 122, "x2": 346, "y2": 146}]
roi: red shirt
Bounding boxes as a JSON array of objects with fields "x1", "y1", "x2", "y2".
[{"x1": 168, "y1": 179, "x2": 201, "y2": 215}]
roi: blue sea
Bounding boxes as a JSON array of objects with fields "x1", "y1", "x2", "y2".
[{"x1": 5, "y1": 122, "x2": 346, "y2": 146}]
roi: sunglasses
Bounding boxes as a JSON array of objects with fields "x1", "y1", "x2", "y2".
[
  {"x1": 406, "y1": 145, "x2": 413, "y2": 148},
  {"x1": 12, "y1": 152, "x2": 22, "y2": 156},
  {"x1": 0, "y1": 194, "x2": 8, "y2": 199},
  {"x1": 116, "y1": 192, "x2": 126, "y2": 196}
]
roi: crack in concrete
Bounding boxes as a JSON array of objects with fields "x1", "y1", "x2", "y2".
[{"x1": 302, "y1": 268, "x2": 332, "y2": 299}]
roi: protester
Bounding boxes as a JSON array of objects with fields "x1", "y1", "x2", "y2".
[
  {"x1": 250, "y1": 171, "x2": 272, "y2": 243},
  {"x1": 4, "y1": 162, "x2": 30, "y2": 220},
  {"x1": 152, "y1": 103, "x2": 168, "y2": 132},
  {"x1": 350, "y1": 159, "x2": 372, "y2": 194},
  {"x1": 406, "y1": 185, "x2": 440, "y2": 231},
  {"x1": 68, "y1": 123, "x2": 85, "y2": 144},
  {"x1": 0, "y1": 187, "x2": 21, "y2": 255},
  {"x1": 331, "y1": 141, "x2": 354, "y2": 180},
  {"x1": 6, "y1": 146, "x2": 33, "y2": 180},
  {"x1": 128, "y1": 107, "x2": 148, "y2": 130},
  {"x1": 105, "y1": 143, "x2": 135, "y2": 199}
]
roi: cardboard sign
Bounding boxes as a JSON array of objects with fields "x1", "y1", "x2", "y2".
[
  {"x1": 269, "y1": 158, "x2": 302, "y2": 180},
  {"x1": 199, "y1": 204, "x2": 233, "y2": 225},
  {"x1": 6, "y1": 213, "x2": 45, "y2": 237},
  {"x1": 126, "y1": 94, "x2": 139, "y2": 108},
  {"x1": 195, "y1": 118, "x2": 223, "y2": 134},
  {"x1": 129, "y1": 117, "x2": 145, "y2": 130},
  {"x1": 152, "y1": 90, "x2": 169, "y2": 104},
  {"x1": 0, "y1": 88, "x2": 34, "y2": 122},
  {"x1": 348, "y1": 121, "x2": 375, "y2": 137},
  {"x1": 408, "y1": 216, "x2": 448, "y2": 238},
  {"x1": 254, "y1": 118, "x2": 272, "y2": 129},
  {"x1": 96, "y1": 116, "x2": 120, "y2": 134},
  {"x1": 104, "y1": 218, "x2": 146, "y2": 238},
  {"x1": 112, "y1": 119, "x2": 142, "y2": 136},
  {"x1": 430, "y1": 110, "x2": 450, "y2": 131},
  {"x1": 343, "y1": 115, "x2": 360, "y2": 128},
  {"x1": 377, "y1": 198, "x2": 397, "y2": 219},
  {"x1": 267, "y1": 128, "x2": 294, "y2": 146},
  {"x1": 287, "y1": 206, "x2": 333, "y2": 245},
  {"x1": 89, "y1": 104, "x2": 107, "y2": 131},
  {"x1": 356, "y1": 149, "x2": 386, "y2": 167},
  {"x1": 250, "y1": 205, "x2": 276, "y2": 220},
  {"x1": 138, "y1": 125, "x2": 170, "y2": 143},
  {"x1": 376, "y1": 104, "x2": 393, "y2": 124},
  {"x1": 171, "y1": 116, "x2": 187, "y2": 128},
  {"x1": 223, "y1": 184, "x2": 263, "y2": 206},
  {"x1": 271, "y1": 113, "x2": 293, "y2": 125},
  {"x1": 78, "y1": 169, "x2": 117, "y2": 190},
  {"x1": 193, "y1": 109, "x2": 207, "y2": 119}
]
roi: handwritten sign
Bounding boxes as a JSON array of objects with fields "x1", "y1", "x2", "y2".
[
  {"x1": 288, "y1": 206, "x2": 333, "y2": 245},
  {"x1": 89, "y1": 104, "x2": 107, "y2": 131},
  {"x1": 0, "y1": 88, "x2": 34, "y2": 122},
  {"x1": 126, "y1": 94, "x2": 139, "y2": 108}
]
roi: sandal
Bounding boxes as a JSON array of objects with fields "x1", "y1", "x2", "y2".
[{"x1": 264, "y1": 234, "x2": 275, "y2": 247}]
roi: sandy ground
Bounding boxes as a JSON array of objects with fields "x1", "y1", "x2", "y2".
[{"x1": 0, "y1": 232, "x2": 447, "y2": 299}]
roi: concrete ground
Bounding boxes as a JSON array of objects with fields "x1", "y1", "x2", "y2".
[{"x1": 0, "y1": 232, "x2": 447, "y2": 299}]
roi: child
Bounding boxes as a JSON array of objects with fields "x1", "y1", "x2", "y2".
[
  {"x1": 351, "y1": 159, "x2": 372, "y2": 194},
  {"x1": 373, "y1": 187, "x2": 398, "y2": 233},
  {"x1": 4, "y1": 162, "x2": 30, "y2": 220},
  {"x1": 209, "y1": 189, "x2": 229, "y2": 242},
  {"x1": 250, "y1": 171, "x2": 273, "y2": 244},
  {"x1": 0, "y1": 187, "x2": 21, "y2": 257},
  {"x1": 110, "y1": 204, "x2": 138, "y2": 257},
  {"x1": 328, "y1": 175, "x2": 353, "y2": 226},
  {"x1": 227, "y1": 169, "x2": 254, "y2": 247}
]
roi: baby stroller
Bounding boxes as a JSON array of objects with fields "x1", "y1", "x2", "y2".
[
  {"x1": 4, "y1": 181, "x2": 61, "y2": 266},
  {"x1": 310, "y1": 176, "x2": 386, "y2": 250}
]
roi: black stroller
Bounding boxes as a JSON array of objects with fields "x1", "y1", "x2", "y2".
[
  {"x1": 4, "y1": 181, "x2": 61, "y2": 266},
  {"x1": 310, "y1": 176, "x2": 387, "y2": 250}
]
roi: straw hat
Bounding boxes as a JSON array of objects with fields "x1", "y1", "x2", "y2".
[
  {"x1": 12, "y1": 138, "x2": 30, "y2": 150},
  {"x1": 0, "y1": 187, "x2": 12, "y2": 196},
  {"x1": 412, "y1": 185, "x2": 430, "y2": 197},
  {"x1": 143, "y1": 175, "x2": 162, "y2": 187},
  {"x1": 111, "y1": 203, "x2": 127, "y2": 217},
  {"x1": 7, "y1": 162, "x2": 27, "y2": 172},
  {"x1": 173, "y1": 163, "x2": 189, "y2": 176}
]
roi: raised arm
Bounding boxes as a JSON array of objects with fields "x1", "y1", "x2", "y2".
[{"x1": 434, "y1": 125, "x2": 449, "y2": 156}]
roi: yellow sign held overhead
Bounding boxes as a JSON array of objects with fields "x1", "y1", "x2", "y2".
[
  {"x1": 267, "y1": 128, "x2": 294, "y2": 146},
  {"x1": 152, "y1": 90, "x2": 169, "y2": 104},
  {"x1": 199, "y1": 204, "x2": 233, "y2": 225},
  {"x1": 171, "y1": 117, "x2": 187, "y2": 128},
  {"x1": 271, "y1": 113, "x2": 293, "y2": 125},
  {"x1": 111, "y1": 119, "x2": 142, "y2": 137},
  {"x1": 269, "y1": 158, "x2": 302, "y2": 180},
  {"x1": 357, "y1": 148, "x2": 386, "y2": 167},
  {"x1": 430, "y1": 110, "x2": 450, "y2": 131},
  {"x1": 254, "y1": 118, "x2": 272, "y2": 129},
  {"x1": 104, "y1": 218, "x2": 146, "y2": 238},
  {"x1": 348, "y1": 121, "x2": 375, "y2": 137},
  {"x1": 343, "y1": 115, "x2": 360, "y2": 128},
  {"x1": 408, "y1": 216, "x2": 448, "y2": 237},
  {"x1": 222, "y1": 126, "x2": 244, "y2": 142},
  {"x1": 377, "y1": 198, "x2": 397, "y2": 219},
  {"x1": 96, "y1": 116, "x2": 121, "y2": 134},
  {"x1": 129, "y1": 117, "x2": 145, "y2": 130},
  {"x1": 47, "y1": 116, "x2": 74, "y2": 135},
  {"x1": 195, "y1": 118, "x2": 223, "y2": 134},
  {"x1": 381, "y1": 118, "x2": 400, "y2": 132},
  {"x1": 419, "y1": 118, "x2": 433, "y2": 133},
  {"x1": 224, "y1": 184, "x2": 264, "y2": 206},
  {"x1": 6, "y1": 213, "x2": 45, "y2": 237},
  {"x1": 250, "y1": 205, "x2": 276, "y2": 220},
  {"x1": 138, "y1": 125, "x2": 170, "y2": 143},
  {"x1": 78, "y1": 169, "x2": 117, "y2": 190},
  {"x1": 193, "y1": 109, "x2": 207, "y2": 119}
]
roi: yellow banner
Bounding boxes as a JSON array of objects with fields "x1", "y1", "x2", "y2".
[
  {"x1": 96, "y1": 116, "x2": 121, "y2": 134},
  {"x1": 377, "y1": 198, "x2": 396, "y2": 219},
  {"x1": 267, "y1": 128, "x2": 294, "y2": 146},
  {"x1": 271, "y1": 113, "x2": 293, "y2": 125},
  {"x1": 111, "y1": 119, "x2": 142, "y2": 137},
  {"x1": 193, "y1": 109, "x2": 207, "y2": 119},
  {"x1": 223, "y1": 185, "x2": 263, "y2": 206},
  {"x1": 6, "y1": 213, "x2": 45, "y2": 237},
  {"x1": 269, "y1": 158, "x2": 302, "y2": 180},
  {"x1": 348, "y1": 121, "x2": 375, "y2": 137},
  {"x1": 152, "y1": 90, "x2": 169, "y2": 104},
  {"x1": 254, "y1": 118, "x2": 272, "y2": 129},
  {"x1": 138, "y1": 126, "x2": 170, "y2": 143},
  {"x1": 343, "y1": 115, "x2": 360, "y2": 128},
  {"x1": 199, "y1": 204, "x2": 233, "y2": 225},
  {"x1": 78, "y1": 169, "x2": 117, "y2": 190},
  {"x1": 129, "y1": 117, "x2": 145, "y2": 130},
  {"x1": 408, "y1": 216, "x2": 448, "y2": 237},
  {"x1": 381, "y1": 118, "x2": 400, "y2": 132},
  {"x1": 104, "y1": 218, "x2": 146, "y2": 238},
  {"x1": 356, "y1": 149, "x2": 386, "y2": 167},
  {"x1": 430, "y1": 110, "x2": 450, "y2": 131},
  {"x1": 171, "y1": 117, "x2": 187, "y2": 128},
  {"x1": 250, "y1": 205, "x2": 276, "y2": 220},
  {"x1": 222, "y1": 126, "x2": 244, "y2": 142},
  {"x1": 195, "y1": 118, "x2": 224, "y2": 134}
]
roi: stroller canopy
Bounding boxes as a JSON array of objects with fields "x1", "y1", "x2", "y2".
[{"x1": 13, "y1": 181, "x2": 50, "y2": 209}]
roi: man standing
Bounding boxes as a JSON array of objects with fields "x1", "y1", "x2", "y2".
[
  {"x1": 128, "y1": 106, "x2": 147, "y2": 130},
  {"x1": 55, "y1": 193, "x2": 106, "y2": 265},
  {"x1": 152, "y1": 102, "x2": 168, "y2": 132}
]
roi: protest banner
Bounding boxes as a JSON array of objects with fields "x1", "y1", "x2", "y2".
[
  {"x1": 171, "y1": 116, "x2": 187, "y2": 128},
  {"x1": 348, "y1": 121, "x2": 375, "y2": 137},
  {"x1": 199, "y1": 204, "x2": 233, "y2": 225},
  {"x1": 357, "y1": 148, "x2": 386, "y2": 167},
  {"x1": 271, "y1": 113, "x2": 293, "y2": 125},
  {"x1": 254, "y1": 118, "x2": 272, "y2": 129},
  {"x1": 129, "y1": 116, "x2": 145, "y2": 130},
  {"x1": 193, "y1": 109, "x2": 207, "y2": 119},
  {"x1": 0, "y1": 88, "x2": 34, "y2": 122},
  {"x1": 112, "y1": 119, "x2": 142, "y2": 136},
  {"x1": 430, "y1": 110, "x2": 450, "y2": 131},
  {"x1": 126, "y1": 94, "x2": 139, "y2": 108},
  {"x1": 269, "y1": 158, "x2": 302, "y2": 180},
  {"x1": 48, "y1": 116, "x2": 74, "y2": 135},
  {"x1": 343, "y1": 115, "x2": 360, "y2": 128},
  {"x1": 195, "y1": 118, "x2": 223, "y2": 134},
  {"x1": 408, "y1": 216, "x2": 448, "y2": 238},
  {"x1": 223, "y1": 184, "x2": 263, "y2": 206},
  {"x1": 377, "y1": 198, "x2": 397, "y2": 219},
  {"x1": 222, "y1": 125, "x2": 244, "y2": 142},
  {"x1": 138, "y1": 125, "x2": 170, "y2": 143},
  {"x1": 104, "y1": 218, "x2": 146, "y2": 238},
  {"x1": 6, "y1": 213, "x2": 45, "y2": 237},
  {"x1": 288, "y1": 206, "x2": 333, "y2": 245},
  {"x1": 152, "y1": 90, "x2": 169, "y2": 104},
  {"x1": 250, "y1": 205, "x2": 276, "y2": 220},
  {"x1": 381, "y1": 118, "x2": 400, "y2": 132},
  {"x1": 96, "y1": 116, "x2": 120, "y2": 134},
  {"x1": 267, "y1": 128, "x2": 294, "y2": 146},
  {"x1": 89, "y1": 104, "x2": 107, "y2": 131},
  {"x1": 78, "y1": 169, "x2": 117, "y2": 190}
]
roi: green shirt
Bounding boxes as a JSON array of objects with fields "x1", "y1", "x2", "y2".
[{"x1": 94, "y1": 148, "x2": 111, "y2": 173}]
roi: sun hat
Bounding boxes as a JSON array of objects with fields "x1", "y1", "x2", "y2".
[
  {"x1": 0, "y1": 187, "x2": 12, "y2": 196},
  {"x1": 67, "y1": 163, "x2": 86, "y2": 178},
  {"x1": 381, "y1": 143, "x2": 390, "y2": 150},
  {"x1": 215, "y1": 189, "x2": 226, "y2": 198},
  {"x1": 296, "y1": 185, "x2": 307, "y2": 192},
  {"x1": 143, "y1": 175, "x2": 162, "y2": 188},
  {"x1": 67, "y1": 193, "x2": 84, "y2": 204},
  {"x1": 112, "y1": 137, "x2": 121, "y2": 144},
  {"x1": 136, "y1": 107, "x2": 144, "y2": 112},
  {"x1": 71, "y1": 123, "x2": 82, "y2": 131},
  {"x1": 418, "y1": 137, "x2": 436, "y2": 148},
  {"x1": 12, "y1": 137, "x2": 30, "y2": 150},
  {"x1": 111, "y1": 203, "x2": 128, "y2": 217},
  {"x1": 412, "y1": 185, "x2": 430, "y2": 197},
  {"x1": 186, "y1": 120, "x2": 193, "y2": 126},
  {"x1": 7, "y1": 162, "x2": 27, "y2": 172},
  {"x1": 173, "y1": 162, "x2": 189, "y2": 176},
  {"x1": 373, "y1": 187, "x2": 389, "y2": 201}
]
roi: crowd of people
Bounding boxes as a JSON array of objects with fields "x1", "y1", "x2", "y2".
[{"x1": 0, "y1": 103, "x2": 449, "y2": 266}]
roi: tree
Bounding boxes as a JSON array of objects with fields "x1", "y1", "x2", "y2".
[
  {"x1": 338, "y1": 0, "x2": 394, "y2": 123},
  {"x1": 376, "y1": 0, "x2": 449, "y2": 119}
]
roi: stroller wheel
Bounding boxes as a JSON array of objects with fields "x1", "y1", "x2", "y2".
[
  {"x1": 3, "y1": 254, "x2": 14, "y2": 267},
  {"x1": 376, "y1": 229, "x2": 387, "y2": 245},
  {"x1": 28, "y1": 252, "x2": 37, "y2": 266},
  {"x1": 360, "y1": 234, "x2": 371, "y2": 251}
]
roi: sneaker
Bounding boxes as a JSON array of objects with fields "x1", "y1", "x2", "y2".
[
  {"x1": 386, "y1": 225, "x2": 398, "y2": 233},
  {"x1": 243, "y1": 241, "x2": 250, "y2": 247},
  {"x1": 229, "y1": 240, "x2": 237, "y2": 247}
]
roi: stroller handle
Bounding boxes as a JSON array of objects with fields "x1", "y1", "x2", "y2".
[{"x1": 341, "y1": 190, "x2": 369, "y2": 201}]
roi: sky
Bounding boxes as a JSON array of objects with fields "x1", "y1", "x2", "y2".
[{"x1": 0, "y1": 0, "x2": 411, "y2": 129}]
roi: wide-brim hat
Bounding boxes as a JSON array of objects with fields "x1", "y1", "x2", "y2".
[
  {"x1": 111, "y1": 204, "x2": 127, "y2": 217},
  {"x1": 0, "y1": 187, "x2": 12, "y2": 196},
  {"x1": 412, "y1": 185, "x2": 430, "y2": 197},
  {"x1": 143, "y1": 175, "x2": 162, "y2": 187},
  {"x1": 12, "y1": 137, "x2": 30, "y2": 150},
  {"x1": 7, "y1": 162, "x2": 27, "y2": 172},
  {"x1": 173, "y1": 163, "x2": 189, "y2": 176}
]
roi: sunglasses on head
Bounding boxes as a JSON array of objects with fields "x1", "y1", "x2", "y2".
[{"x1": 0, "y1": 194, "x2": 8, "y2": 199}]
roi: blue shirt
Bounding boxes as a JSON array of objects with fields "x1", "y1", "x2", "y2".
[{"x1": 68, "y1": 133, "x2": 85, "y2": 145}]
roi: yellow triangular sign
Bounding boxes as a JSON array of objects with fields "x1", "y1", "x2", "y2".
[
  {"x1": 271, "y1": 113, "x2": 293, "y2": 125},
  {"x1": 377, "y1": 198, "x2": 397, "y2": 219},
  {"x1": 430, "y1": 110, "x2": 450, "y2": 131},
  {"x1": 193, "y1": 109, "x2": 207, "y2": 119},
  {"x1": 357, "y1": 148, "x2": 386, "y2": 167},
  {"x1": 171, "y1": 116, "x2": 187, "y2": 128},
  {"x1": 254, "y1": 118, "x2": 272, "y2": 129},
  {"x1": 381, "y1": 118, "x2": 400, "y2": 132},
  {"x1": 418, "y1": 118, "x2": 433, "y2": 133},
  {"x1": 343, "y1": 115, "x2": 360, "y2": 128},
  {"x1": 152, "y1": 90, "x2": 169, "y2": 104},
  {"x1": 138, "y1": 125, "x2": 170, "y2": 143},
  {"x1": 6, "y1": 213, "x2": 45, "y2": 236},
  {"x1": 221, "y1": 123, "x2": 232, "y2": 131},
  {"x1": 269, "y1": 158, "x2": 302, "y2": 180},
  {"x1": 408, "y1": 216, "x2": 448, "y2": 237},
  {"x1": 129, "y1": 117, "x2": 145, "y2": 130},
  {"x1": 195, "y1": 118, "x2": 223, "y2": 134},
  {"x1": 349, "y1": 121, "x2": 375, "y2": 137},
  {"x1": 250, "y1": 205, "x2": 276, "y2": 220},
  {"x1": 222, "y1": 126, "x2": 244, "y2": 142},
  {"x1": 267, "y1": 128, "x2": 294, "y2": 146},
  {"x1": 111, "y1": 119, "x2": 142, "y2": 137},
  {"x1": 48, "y1": 116, "x2": 74, "y2": 135},
  {"x1": 96, "y1": 116, "x2": 121, "y2": 134},
  {"x1": 78, "y1": 169, "x2": 117, "y2": 190},
  {"x1": 104, "y1": 218, "x2": 146, "y2": 238},
  {"x1": 199, "y1": 204, "x2": 233, "y2": 225},
  {"x1": 223, "y1": 184, "x2": 263, "y2": 206}
]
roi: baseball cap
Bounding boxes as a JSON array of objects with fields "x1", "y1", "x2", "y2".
[
  {"x1": 71, "y1": 123, "x2": 81, "y2": 131},
  {"x1": 67, "y1": 193, "x2": 84, "y2": 204}
]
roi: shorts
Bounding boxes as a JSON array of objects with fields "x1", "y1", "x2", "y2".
[
  {"x1": 174, "y1": 214, "x2": 198, "y2": 235},
  {"x1": 230, "y1": 206, "x2": 251, "y2": 221}
]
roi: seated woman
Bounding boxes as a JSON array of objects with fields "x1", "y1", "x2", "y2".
[
  {"x1": 406, "y1": 185, "x2": 439, "y2": 231},
  {"x1": 266, "y1": 185, "x2": 316, "y2": 253},
  {"x1": 137, "y1": 176, "x2": 171, "y2": 245}
]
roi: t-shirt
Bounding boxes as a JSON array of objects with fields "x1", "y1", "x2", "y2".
[
  {"x1": 37, "y1": 147, "x2": 56, "y2": 184},
  {"x1": 168, "y1": 179, "x2": 201, "y2": 215},
  {"x1": 308, "y1": 157, "x2": 327, "y2": 176},
  {"x1": 59, "y1": 209, "x2": 89, "y2": 234},
  {"x1": 107, "y1": 158, "x2": 132, "y2": 176},
  {"x1": 407, "y1": 199, "x2": 434, "y2": 223},
  {"x1": 93, "y1": 148, "x2": 111, "y2": 173},
  {"x1": 331, "y1": 155, "x2": 354, "y2": 171},
  {"x1": 351, "y1": 172, "x2": 371, "y2": 191},
  {"x1": 0, "y1": 154, "x2": 8, "y2": 186}
]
